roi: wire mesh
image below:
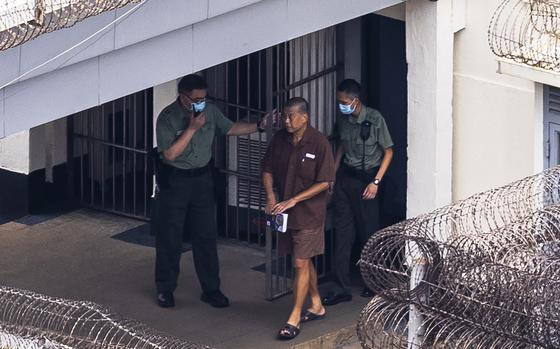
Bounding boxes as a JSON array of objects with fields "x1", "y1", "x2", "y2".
[
  {"x1": 0, "y1": 0, "x2": 140, "y2": 52},
  {"x1": 0, "y1": 286, "x2": 213, "y2": 349},
  {"x1": 489, "y1": 0, "x2": 560, "y2": 72},
  {"x1": 358, "y1": 166, "x2": 560, "y2": 349}
]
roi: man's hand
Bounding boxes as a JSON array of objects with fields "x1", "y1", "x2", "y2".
[
  {"x1": 188, "y1": 113, "x2": 206, "y2": 132},
  {"x1": 362, "y1": 183, "x2": 378, "y2": 200},
  {"x1": 265, "y1": 197, "x2": 278, "y2": 214},
  {"x1": 272, "y1": 198, "x2": 298, "y2": 215},
  {"x1": 260, "y1": 109, "x2": 279, "y2": 129}
]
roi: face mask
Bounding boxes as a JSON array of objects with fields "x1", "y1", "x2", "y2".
[
  {"x1": 339, "y1": 98, "x2": 356, "y2": 115},
  {"x1": 192, "y1": 100, "x2": 206, "y2": 113}
]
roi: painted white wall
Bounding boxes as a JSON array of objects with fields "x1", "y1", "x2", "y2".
[
  {"x1": 153, "y1": 80, "x2": 179, "y2": 147},
  {"x1": 0, "y1": 117, "x2": 67, "y2": 175},
  {"x1": 0, "y1": 0, "x2": 404, "y2": 139},
  {"x1": 0, "y1": 130, "x2": 30, "y2": 174},
  {"x1": 406, "y1": 0, "x2": 454, "y2": 217},
  {"x1": 452, "y1": 0, "x2": 537, "y2": 201}
]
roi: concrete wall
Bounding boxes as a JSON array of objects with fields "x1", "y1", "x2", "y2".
[
  {"x1": 0, "y1": 118, "x2": 67, "y2": 176},
  {"x1": 0, "y1": 130, "x2": 29, "y2": 174},
  {"x1": 452, "y1": 0, "x2": 538, "y2": 201},
  {"x1": 0, "y1": 0, "x2": 403, "y2": 140}
]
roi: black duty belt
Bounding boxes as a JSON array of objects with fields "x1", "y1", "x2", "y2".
[
  {"x1": 340, "y1": 163, "x2": 379, "y2": 183},
  {"x1": 165, "y1": 163, "x2": 210, "y2": 177}
]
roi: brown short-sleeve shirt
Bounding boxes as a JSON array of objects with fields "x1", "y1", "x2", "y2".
[{"x1": 262, "y1": 127, "x2": 335, "y2": 230}]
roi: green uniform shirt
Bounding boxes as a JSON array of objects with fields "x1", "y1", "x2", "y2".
[
  {"x1": 156, "y1": 99, "x2": 234, "y2": 169},
  {"x1": 338, "y1": 106, "x2": 393, "y2": 170}
]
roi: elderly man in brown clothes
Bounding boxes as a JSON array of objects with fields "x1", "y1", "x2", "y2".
[{"x1": 262, "y1": 97, "x2": 335, "y2": 340}]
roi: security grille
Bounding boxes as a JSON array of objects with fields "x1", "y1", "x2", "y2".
[
  {"x1": 206, "y1": 26, "x2": 340, "y2": 300},
  {"x1": 69, "y1": 89, "x2": 153, "y2": 220}
]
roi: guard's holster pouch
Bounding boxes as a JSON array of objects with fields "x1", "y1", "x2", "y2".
[{"x1": 152, "y1": 147, "x2": 170, "y2": 190}]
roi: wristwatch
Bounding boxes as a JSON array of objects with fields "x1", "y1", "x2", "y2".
[{"x1": 372, "y1": 178, "x2": 381, "y2": 186}]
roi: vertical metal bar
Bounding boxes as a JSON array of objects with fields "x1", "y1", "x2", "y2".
[
  {"x1": 307, "y1": 33, "x2": 312, "y2": 125},
  {"x1": 324, "y1": 29, "x2": 330, "y2": 276},
  {"x1": 330, "y1": 27, "x2": 336, "y2": 275},
  {"x1": 66, "y1": 114, "x2": 75, "y2": 206},
  {"x1": 265, "y1": 226, "x2": 273, "y2": 300},
  {"x1": 112, "y1": 100, "x2": 116, "y2": 211},
  {"x1": 247, "y1": 55, "x2": 252, "y2": 244},
  {"x1": 257, "y1": 51, "x2": 263, "y2": 247},
  {"x1": 265, "y1": 48, "x2": 275, "y2": 299},
  {"x1": 90, "y1": 109, "x2": 94, "y2": 206},
  {"x1": 275, "y1": 230, "x2": 280, "y2": 294},
  {"x1": 144, "y1": 89, "x2": 148, "y2": 217},
  {"x1": 315, "y1": 32, "x2": 320, "y2": 131},
  {"x1": 282, "y1": 246, "x2": 288, "y2": 292},
  {"x1": 101, "y1": 103, "x2": 105, "y2": 209},
  {"x1": 80, "y1": 112, "x2": 84, "y2": 202},
  {"x1": 133, "y1": 93, "x2": 137, "y2": 216},
  {"x1": 122, "y1": 96, "x2": 127, "y2": 212},
  {"x1": 236, "y1": 59, "x2": 240, "y2": 241},
  {"x1": 300, "y1": 36, "x2": 304, "y2": 96},
  {"x1": 225, "y1": 62, "x2": 230, "y2": 240}
]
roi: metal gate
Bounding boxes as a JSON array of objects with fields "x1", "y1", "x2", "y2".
[
  {"x1": 545, "y1": 85, "x2": 560, "y2": 169},
  {"x1": 206, "y1": 26, "x2": 340, "y2": 300},
  {"x1": 69, "y1": 89, "x2": 154, "y2": 220}
]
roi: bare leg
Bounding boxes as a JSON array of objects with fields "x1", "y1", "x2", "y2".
[
  {"x1": 307, "y1": 262, "x2": 325, "y2": 315},
  {"x1": 285, "y1": 258, "x2": 310, "y2": 327}
]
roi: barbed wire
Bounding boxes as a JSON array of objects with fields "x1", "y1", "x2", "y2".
[
  {"x1": 0, "y1": 0, "x2": 140, "y2": 52},
  {"x1": 489, "y1": 0, "x2": 560, "y2": 72},
  {"x1": 0, "y1": 286, "x2": 213, "y2": 349},
  {"x1": 358, "y1": 166, "x2": 560, "y2": 349}
]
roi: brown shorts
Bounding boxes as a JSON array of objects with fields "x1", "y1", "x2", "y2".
[{"x1": 278, "y1": 224, "x2": 325, "y2": 260}]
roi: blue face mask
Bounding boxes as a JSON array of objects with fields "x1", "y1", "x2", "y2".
[
  {"x1": 339, "y1": 98, "x2": 357, "y2": 115},
  {"x1": 192, "y1": 101, "x2": 206, "y2": 113}
]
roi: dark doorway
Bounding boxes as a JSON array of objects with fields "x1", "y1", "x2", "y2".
[{"x1": 363, "y1": 13, "x2": 408, "y2": 228}]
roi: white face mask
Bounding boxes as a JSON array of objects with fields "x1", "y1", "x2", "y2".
[{"x1": 339, "y1": 98, "x2": 357, "y2": 115}]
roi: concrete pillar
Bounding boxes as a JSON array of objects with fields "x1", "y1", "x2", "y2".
[
  {"x1": 406, "y1": 1, "x2": 454, "y2": 347},
  {"x1": 406, "y1": 0, "x2": 454, "y2": 217}
]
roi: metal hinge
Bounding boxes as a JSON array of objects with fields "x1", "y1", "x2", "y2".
[{"x1": 545, "y1": 140, "x2": 551, "y2": 158}]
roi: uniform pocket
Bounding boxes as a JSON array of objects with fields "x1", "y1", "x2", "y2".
[{"x1": 298, "y1": 157, "x2": 317, "y2": 182}]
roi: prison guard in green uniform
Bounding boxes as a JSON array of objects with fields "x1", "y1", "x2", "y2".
[
  {"x1": 330, "y1": 105, "x2": 393, "y2": 297},
  {"x1": 154, "y1": 99, "x2": 232, "y2": 300}
]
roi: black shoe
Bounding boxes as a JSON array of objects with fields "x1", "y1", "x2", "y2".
[
  {"x1": 157, "y1": 292, "x2": 175, "y2": 308},
  {"x1": 321, "y1": 293, "x2": 352, "y2": 306},
  {"x1": 201, "y1": 290, "x2": 230, "y2": 308},
  {"x1": 360, "y1": 287, "x2": 376, "y2": 298}
]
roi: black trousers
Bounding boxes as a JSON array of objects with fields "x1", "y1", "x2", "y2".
[
  {"x1": 331, "y1": 166, "x2": 380, "y2": 295},
  {"x1": 154, "y1": 169, "x2": 220, "y2": 294}
]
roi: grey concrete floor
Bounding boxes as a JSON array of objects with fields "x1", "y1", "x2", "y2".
[{"x1": 0, "y1": 209, "x2": 369, "y2": 349}]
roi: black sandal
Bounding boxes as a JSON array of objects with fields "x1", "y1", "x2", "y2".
[
  {"x1": 301, "y1": 309, "x2": 326, "y2": 323},
  {"x1": 277, "y1": 323, "x2": 300, "y2": 340}
]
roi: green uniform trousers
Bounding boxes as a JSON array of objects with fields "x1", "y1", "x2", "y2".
[{"x1": 154, "y1": 167, "x2": 220, "y2": 294}]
